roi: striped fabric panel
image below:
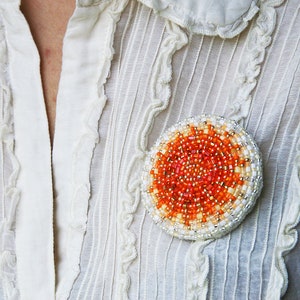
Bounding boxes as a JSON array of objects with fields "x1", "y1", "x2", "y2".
[{"x1": 70, "y1": 0, "x2": 300, "y2": 299}]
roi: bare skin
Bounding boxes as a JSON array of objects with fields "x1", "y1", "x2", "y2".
[{"x1": 20, "y1": 0, "x2": 75, "y2": 143}]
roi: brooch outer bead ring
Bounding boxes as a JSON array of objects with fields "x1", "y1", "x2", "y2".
[{"x1": 141, "y1": 115, "x2": 263, "y2": 240}]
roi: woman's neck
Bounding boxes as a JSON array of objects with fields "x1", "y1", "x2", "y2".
[{"x1": 20, "y1": 0, "x2": 75, "y2": 143}]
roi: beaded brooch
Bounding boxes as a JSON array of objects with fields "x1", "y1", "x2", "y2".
[{"x1": 141, "y1": 115, "x2": 263, "y2": 240}]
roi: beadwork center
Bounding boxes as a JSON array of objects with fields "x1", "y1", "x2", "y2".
[{"x1": 142, "y1": 115, "x2": 263, "y2": 240}]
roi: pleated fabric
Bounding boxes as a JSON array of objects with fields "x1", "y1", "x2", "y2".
[
  {"x1": 67, "y1": 0, "x2": 300, "y2": 299},
  {"x1": 0, "y1": 0, "x2": 299, "y2": 299}
]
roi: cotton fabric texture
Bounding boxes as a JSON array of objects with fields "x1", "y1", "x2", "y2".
[{"x1": 0, "y1": 0, "x2": 299, "y2": 299}]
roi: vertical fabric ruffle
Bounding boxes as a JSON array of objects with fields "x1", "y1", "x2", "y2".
[
  {"x1": 186, "y1": 0, "x2": 287, "y2": 298},
  {"x1": 118, "y1": 21, "x2": 188, "y2": 299},
  {"x1": 228, "y1": 0, "x2": 286, "y2": 126},
  {"x1": 55, "y1": 1, "x2": 130, "y2": 299},
  {"x1": 0, "y1": 86, "x2": 20, "y2": 300},
  {"x1": 185, "y1": 240, "x2": 212, "y2": 299},
  {"x1": 0, "y1": 22, "x2": 20, "y2": 299},
  {"x1": 266, "y1": 133, "x2": 300, "y2": 298}
]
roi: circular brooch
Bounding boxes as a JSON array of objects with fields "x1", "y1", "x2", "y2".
[{"x1": 141, "y1": 115, "x2": 263, "y2": 240}]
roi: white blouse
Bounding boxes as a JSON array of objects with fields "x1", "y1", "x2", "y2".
[{"x1": 0, "y1": 0, "x2": 299, "y2": 299}]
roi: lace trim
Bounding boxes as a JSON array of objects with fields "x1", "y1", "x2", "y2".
[
  {"x1": 118, "y1": 21, "x2": 188, "y2": 299},
  {"x1": 0, "y1": 22, "x2": 20, "y2": 300},
  {"x1": 228, "y1": 0, "x2": 285, "y2": 125},
  {"x1": 139, "y1": 0, "x2": 259, "y2": 38},
  {"x1": 56, "y1": 1, "x2": 129, "y2": 299},
  {"x1": 266, "y1": 134, "x2": 300, "y2": 298}
]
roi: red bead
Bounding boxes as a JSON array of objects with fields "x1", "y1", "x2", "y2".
[{"x1": 148, "y1": 123, "x2": 246, "y2": 225}]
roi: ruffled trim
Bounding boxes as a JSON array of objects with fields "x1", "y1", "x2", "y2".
[
  {"x1": 77, "y1": 0, "x2": 112, "y2": 8},
  {"x1": 56, "y1": 1, "x2": 130, "y2": 299},
  {"x1": 0, "y1": 21, "x2": 20, "y2": 300},
  {"x1": 266, "y1": 135, "x2": 300, "y2": 298},
  {"x1": 185, "y1": 0, "x2": 286, "y2": 297},
  {"x1": 138, "y1": 0, "x2": 259, "y2": 38},
  {"x1": 118, "y1": 21, "x2": 188, "y2": 299},
  {"x1": 185, "y1": 240, "x2": 212, "y2": 299},
  {"x1": 0, "y1": 85, "x2": 20, "y2": 300},
  {"x1": 228, "y1": 0, "x2": 286, "y2": 125}
]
